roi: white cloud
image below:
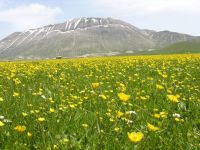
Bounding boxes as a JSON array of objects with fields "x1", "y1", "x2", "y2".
[
  {"x1": 0, "y1": 3, "x2": 62, "y2": 30},
  {"x1": 94, "y1": 0, "x2": 200, "y2": 14}
]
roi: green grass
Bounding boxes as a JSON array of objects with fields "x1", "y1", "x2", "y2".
[{"x1": 0, "y1": 54, "x2": 200, "y2": 149}]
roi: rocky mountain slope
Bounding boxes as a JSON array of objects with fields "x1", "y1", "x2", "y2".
[{"x1": 0, "y1": 17, "x2": 198, "y2": 59}]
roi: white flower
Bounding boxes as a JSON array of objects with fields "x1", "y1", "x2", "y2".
[
  {"x1": 173, "y1": 113, "x2": 181, "y2": 118},
  {"x1": 0, "y1": 116, "x2": 5, "y2": 119},
  {"x1": 41, "y1": 95, "x2": 46, "y2": 99},
  {"x1": 3, "y1": 119, "x2": 12, "y2": 123},
  {"x1": 127, "y1": 120, "x2": 133, "y2": 124},
  {"x1": 127, "y1": 111, "x2": 137, "y2": 115}
]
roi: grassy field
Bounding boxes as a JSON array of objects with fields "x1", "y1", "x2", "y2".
[{"x1": 0, "y1": 54, "x2": 200, "y2": 149}]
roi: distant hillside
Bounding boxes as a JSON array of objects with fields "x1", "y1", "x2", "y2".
[
  {"x1": 130, "y1": 40, "x2": 200, "y2": 55},
  {"x1": 158, "y1": 40, "x2": 200, "y2": 53}
]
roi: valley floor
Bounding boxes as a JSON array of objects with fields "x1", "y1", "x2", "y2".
[{"x1": 0, "y1": 54, "x2": 200, "y2": 149}]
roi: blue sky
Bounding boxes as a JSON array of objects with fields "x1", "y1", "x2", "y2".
[{"x1": 0, "y1": 0, "x2": 200, "y2": 39}]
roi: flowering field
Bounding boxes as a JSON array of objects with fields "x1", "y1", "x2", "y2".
[{"x1": 0, "y1": 54, "x2": 200, "y2": 149}]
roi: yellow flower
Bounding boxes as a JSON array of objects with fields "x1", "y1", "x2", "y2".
[
  {"x1": 13, "y1": 78, "x2": 21, "y2": 85},
  {"x1": 13, "y1": 92, "x2": 19, "y2": 97},
  {"x1": 114, "y1": 127, "x2": 120, "y2": 132},
  {"x1": 0, "y1": 97, "x2": 4, "y2": 102},
  {"x1": 0, "y1": 121, "x2": 5, "y2": 127},
  {"x1": 167, "y1": 94, "x2": 180, "y2": 103},
  {"x1": 147, "y1": 123, "x2": 160, "y2": 131},
  {"x1": 27, "y1": 132, "x2": 32, "y2": 137},
  {"x1": 118, "y1": 93, "x2": 130, "y2": 102},
  {"x1": 22, "y1": 112, "x2": 28, "y2": 117},
  {"x1": 14, "y1": 125, "x2": 26, "y2": 132},
  {"x1": 62, "y1": 138, "x2": 69, "y2": 143},
  {"x1": 175, "y1": 118, "x2": 184, "y2": 122},
  {"x1": 116, "y1": 111, "x2": 124, "y2": 118},
  {"x1": 37, "y1": 117, "x2": 45, "y2": 122},
  {"x1": 127, "y1": 132, "x2": 144, "y2": 143},
  {"x1": 160, "y1": 112, "x2": 168, "y2": 118},
  {"x1": 92, "y1": 83, "x2": 100, "y2": 89},
  {"x1": 156, "y1": 84, "x2": 164, "y2": 90},
  {"x1": 82, "y1": 124, "x2": 88, "y2": 128},
  {"x1": 49, "y1": 108, "x2": 55, "y2": 113},
  {"x1": 153, "y1": 113, "x2": 161, "y2": 119},
  {"x1": 99, "y1": 94, "x2": 107, "y2": 100}
]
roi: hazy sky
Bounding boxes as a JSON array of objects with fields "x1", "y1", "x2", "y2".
[{"x1": 0, "y1": 0, "x2": 200, "y2": 39}]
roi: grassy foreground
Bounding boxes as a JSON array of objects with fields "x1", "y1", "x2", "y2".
[{"x1": 0, "y1": 54, "x2": 200, "y2": 149}]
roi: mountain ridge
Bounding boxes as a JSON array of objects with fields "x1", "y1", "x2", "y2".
[{"x1": 0, "y1": 17, "x2": 199, "y2": 59}]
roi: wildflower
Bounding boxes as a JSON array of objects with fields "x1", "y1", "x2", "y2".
[
  {"x1": 69, "y1": 104, "x2": 76, "y2": 108},
  {"x1": 13, "y1": 92, "x2": 19, "y2": 97},
  {"x1": 167, "y1": 94, "x2": 180, "y2": 103},
  {"x1": 0, "y1": 121, "x2": 5, "y2": 127},
  {"x1": 13, "y1": 78, "x2": 21, "y2": 85},
  {"x1": 126, "y1": 111, "x2": 137, "y2": 115},
  {"x1": 153, "y1": 113, "x2": 161, "y2": 119},
  {"x1": 0, "y1": 116, "x2": 5, "y2": 119},
  {"x1": 109, "y1": 118, "x2": 115, "y2": 122},
  {"x1": 27, "y1": 132, "x2": 32, "y2": 137},
  {"x1": 114, "y1": 127, "x2": 120, "y2": 132},
  {"x1": 127, "y1": 132, "x2": 144, "y2": 143},
  {"x1": 160, "y1": 112, "x2": 168, "y2": 118},
  {"x1": 175, "y1": 118, "x2": 184, "y2": 122},
  {"x1": 22, "y1": 112, "x2": 28, "y2": 117},
  {"x1": 37, "y1": 117, "x2": 45, "y2": 122},
  {"x1": 147, "y1": 123, "x2": 159, "y2": 131},
  {"x1": 49, "y1": 108, "x2": 55, "y2": 113},
  {"x1": 3, "y1": 119, "x2": 12, "y2": 123},
  {"x1": 156, "y1": 84, "x2": 164, "y2": 90},
  {"x1": 0, "y1": 97, "x2": 4, "y2": 102},
  {"x1": 118, "y1": 93, "x2": 130, "y2": 102},
  {"x1": 92, "y1": 83, "x2": 100, "y2": 89},
  {"x1": 14, "y1": 125, "x2": 26, "y2": 132},
  {"x1": 116, "y1": 111, "x2": 124, "y2": 118},
  {"x1": 172, "y1": 113, "x2": 181, "y2": 118},
  {"x1": 82, "y1": 124, "x2": 88, "y2": 128},
  {"x1": 99, "y1": 94, "x2": 107, "y2": 100},
  {"x1": 61, "y1": 138, "x2": 69, "y2": 143}
]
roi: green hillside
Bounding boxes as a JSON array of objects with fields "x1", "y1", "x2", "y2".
[
  {"x1": 147, "y1": 41, "x2": 200, "y2": 55},
  {"x1": 157, "y1": 40, "x2": 200, "y2": 53}
]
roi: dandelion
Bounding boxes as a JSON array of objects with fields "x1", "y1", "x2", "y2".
[
  {"x1": 14, "y1": 125, "x2": 26, "y2": 132},
  {"x1": 118, "y1": 93, "x2": 130, "y2": 102},
  {"x1": 147, "y1": 123, "x2": 160, "y2": 131},
  {"x1": 127, "y1": 132, "x2": 144, "y2": 143}
]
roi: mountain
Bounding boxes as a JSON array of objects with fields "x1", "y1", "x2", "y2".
[{"x1": 0, "y1": 17, "x2": 198, "y2": 59}]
